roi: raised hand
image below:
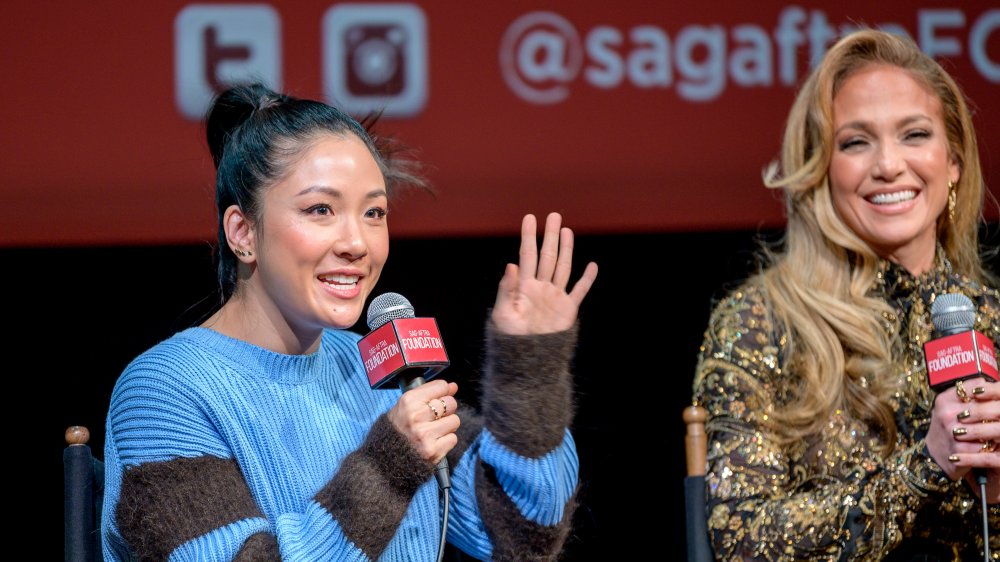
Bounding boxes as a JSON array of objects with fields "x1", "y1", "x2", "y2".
[{"x1": 491, "y1": 212, "x2": 598, "y2": 336}]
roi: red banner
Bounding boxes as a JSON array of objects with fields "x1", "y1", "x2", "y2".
[{"x1": 3, "y1": 1, "x2": 998, "y2": 246}]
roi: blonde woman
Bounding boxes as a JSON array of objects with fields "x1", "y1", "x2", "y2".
[{"x1": 693, "y1": 29, "x2": 999, "y2": 560}]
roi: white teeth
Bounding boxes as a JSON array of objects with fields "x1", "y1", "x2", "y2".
[
  {"x1": 869, "y1": 190, "x2": 916, "y2": 205},
  {"x1": 320, "y1": 274, "x2": 359, "y2": 285}
]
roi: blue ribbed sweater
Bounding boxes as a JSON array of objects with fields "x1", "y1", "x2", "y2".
[{"x1": 102, "y1": 327, "x2": 578, "y2": 561}]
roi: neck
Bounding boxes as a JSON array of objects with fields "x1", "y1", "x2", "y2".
[
  {"x1": 879, "y1": 234, "x2": 938, "y2": 277},
  {"x1": 202, "y1": 293, "x2": 322, "y2": 355}
]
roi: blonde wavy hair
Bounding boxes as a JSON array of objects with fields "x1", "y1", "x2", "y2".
[{"x1": 759, "y1": 29, "x2": 990, "y2": 449}]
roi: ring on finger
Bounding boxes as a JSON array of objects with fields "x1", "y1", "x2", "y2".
[
  {"x1": 955, "y1": 380, "x2": 970, "y2": 403},
  {"x1": 981, "y1": 440, "x2": 996, "y2": 453},
  {"x1": 427, "y1": 401, "x2": 441, "y2": 420},
  {"x1": 440, "y1": 399, "x2": 448, "y2": 416}
]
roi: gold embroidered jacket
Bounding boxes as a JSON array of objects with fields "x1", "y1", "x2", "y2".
[{"x1": 692, "y1": 260, "x2": 999, "y2": 561}]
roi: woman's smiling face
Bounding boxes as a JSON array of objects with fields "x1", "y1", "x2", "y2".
[
  {"x1": 249, "y1": 133, "x2": 389, "y2": 339},
  {"x1": 828, "y1": 64, "x2": 959, "y2": 274}
]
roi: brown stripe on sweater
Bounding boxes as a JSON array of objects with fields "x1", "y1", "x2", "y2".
[
  {"x1": 446, "y1": 401, "x2": 485, "y2": 470},
  {"x1": 234, "y1": 532, "x2": 280, "y2": 561},
  {"x1": 481, "y1": 322, "x2": 578, "y2": 457},
  {"x1": 117, "y1": 455, "x2": 266, "y2": 561},
  {"x1": 475, "y1": 462, "x2": 577, "y2": 561},
  {"x1": 314, "y1": 413, "x2": 435, "y2": 560}
]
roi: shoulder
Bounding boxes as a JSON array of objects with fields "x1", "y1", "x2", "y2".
[
  {"x1": 110, "y1": 329, "x2": 230, "y2": 403},
  {"x1": 107, "y1": 329, "x2": 229, "y2": 432},
  {"x1": 702, "y1": 278, "x2": 776, "y2": 357},
  {"x1": 117, "y1": 329, "x2": 210, "y2": 378},
  {"x1": 693, "y1": 278, "x2": 782, "y2": 402}
]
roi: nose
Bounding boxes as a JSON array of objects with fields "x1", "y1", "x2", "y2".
[
  {"x1": 872, "y1": 141, "x2": 905, "y2": 181},
  {"x1": 332, "y1": 216, "x2": 367, "y2": 260}
]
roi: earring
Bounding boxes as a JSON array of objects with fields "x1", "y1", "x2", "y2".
[
  {"x1": 947, "y1": 181, "x2": 956, "y2": 221},
  {"x1": 233, "y1": 248, "x2": 253, "y2": 258}
]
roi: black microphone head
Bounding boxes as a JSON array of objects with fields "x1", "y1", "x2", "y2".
[
  {"x1": 367, "y1": 292, "x2": 415, "y2": 330},
  {"x1": 930, "y1": 293, "x2": 976, "y2": 336}
]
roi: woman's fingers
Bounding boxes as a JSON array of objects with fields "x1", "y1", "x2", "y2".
[
  {"x1": 535, "y1": 212, "x2": 562, "y2": 283},
  {"x1": 402, "y1": 379, "x2": 457, "y2": 402},
  {"x1": 390, "y1": 379, "x2": 463, "y2": 463},
  {"x1": 943, "y1": 377, "x2": 999, "y2": 472},
  {"x1": 430, "y1": 430, "x2": 459, "y2": 465},
  {"x1": 552, "y1": 227, "x2": 574, "y2": 290},
  {"x1": 518, "y1": 214, "x2": 538, "y2": 281},
  {"x1": 569, "y1": 261, "x2": 599, "y2": 305}
]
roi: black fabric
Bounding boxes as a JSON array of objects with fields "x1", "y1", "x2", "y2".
[
  {"x1": 65, "y1": 444, "x2": 104, "y2": 562},
  {"x1": 684, "y1": 475, "x2": 712, "y2": 562}
]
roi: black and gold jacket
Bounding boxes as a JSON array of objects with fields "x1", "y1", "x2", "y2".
[{"x1": 692, "y1": 258, "x2": 999, "y2": 561}]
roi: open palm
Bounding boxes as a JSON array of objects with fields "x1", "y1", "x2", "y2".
[{"x1": 491, "y1": 213, "x2": 598, "y2": 335}]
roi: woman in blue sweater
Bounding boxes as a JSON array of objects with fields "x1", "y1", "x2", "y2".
[{"x1": 101, "y1": 83, "x2": 598, "y2": 561}]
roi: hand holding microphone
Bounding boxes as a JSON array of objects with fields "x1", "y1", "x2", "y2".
[
  {"x1": 387, "y1": 379, "x2": 459, "y2": 466},
  {"x1": 922, "y1": 293, "x2": 999, "y2": 502},
  {"x1": 358, "y1": 293, "x2": 458, "y2": 484}
]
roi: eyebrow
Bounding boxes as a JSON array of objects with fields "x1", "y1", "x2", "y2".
[
  {"x1": 835, "y1": 114, "x2": 933, "y2": 135},
  {"x1": 296, "y1": 185, "x2": 388, "y2": 199}
]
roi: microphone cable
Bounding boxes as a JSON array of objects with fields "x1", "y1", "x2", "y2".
[
  {"x1": 398, "y1": 372, "x2": 452, "y2": 562},
  {"x1": 975, "y1": 472, "x2": 989, "y2": 562},
  {"x1": 437, "y1": 484, "x2": 451, "y2": 562}
]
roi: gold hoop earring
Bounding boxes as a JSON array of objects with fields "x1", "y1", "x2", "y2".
[
  {"x1": 947, "y1": 181, "x2": 956, "y2": 221},
  {"x1": 233, "y1": 248, "x2": 253, "y2": 258}
]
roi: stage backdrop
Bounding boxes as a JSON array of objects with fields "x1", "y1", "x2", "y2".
[{"x1": 3, "y1": 1, "x2": 998, "y2": 246}]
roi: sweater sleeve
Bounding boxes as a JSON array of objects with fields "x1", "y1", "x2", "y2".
[
  {"x1": 691, "y1": 284, "x2": 994, "y2": 561},
  {"x1": 443, "y1": 322, "x2": 581, "y2": 562},
  {"x1": 102, "y1": 351, "x2": 434, "y2": 562}
]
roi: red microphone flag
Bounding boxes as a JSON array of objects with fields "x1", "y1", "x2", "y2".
[
  {"x1": 357, "y1": 317, "x2": 450, "y2": 389},
  {"x1": 923, "y1": 330, "x2": 999, "y2": 391}
]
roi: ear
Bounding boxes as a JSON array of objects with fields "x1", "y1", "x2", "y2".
[
  {"x1": 223, "y1": 204, "x2": 256, "y2": 261},
  {"x1": 948, "y1": 155, "x2": 961, "y2": 186}
]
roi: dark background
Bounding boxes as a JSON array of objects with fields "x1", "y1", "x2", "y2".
[{"x1": 22, "y1": 224, "x2": 1000, "y2": 560}]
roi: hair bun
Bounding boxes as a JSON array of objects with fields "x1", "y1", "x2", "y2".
[{"x1": 205, "y1": 83, "x2": 283, "y2": 168}]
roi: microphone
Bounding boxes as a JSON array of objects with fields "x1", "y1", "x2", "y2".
[
  {"x1": 924, "y1": 293, "x2": 998, "y2": 391},
  {"x1": 925, "y1": 292, "x2": 996, "y2": 561},
  {"x1": 357, "y1": 292, "x2": 452, "y2": 491},
  {"x1": 357, "y1": 292, "x2": 450, "y2": 391}
]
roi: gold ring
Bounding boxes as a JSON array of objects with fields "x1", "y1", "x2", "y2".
[
  {"x1": 440, "y1": 399, "x2": 448, "y2": 416},
  {"x1": 427, "y1": 401, "x2": 440, "y2": 420},
  {"x1": 981, "y1": 440, "x2": 996, "y2": 453},
  {"x1": 955, "y1": 380, "x2": 970, "y2": 403}
]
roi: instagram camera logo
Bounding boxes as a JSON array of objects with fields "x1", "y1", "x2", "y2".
[
  {"x1": 323, "y1": 4, "x2": 427, "y2": 118},
  {"x1": 174, "y1": 4, "x2": 282, "y2": 120}
]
